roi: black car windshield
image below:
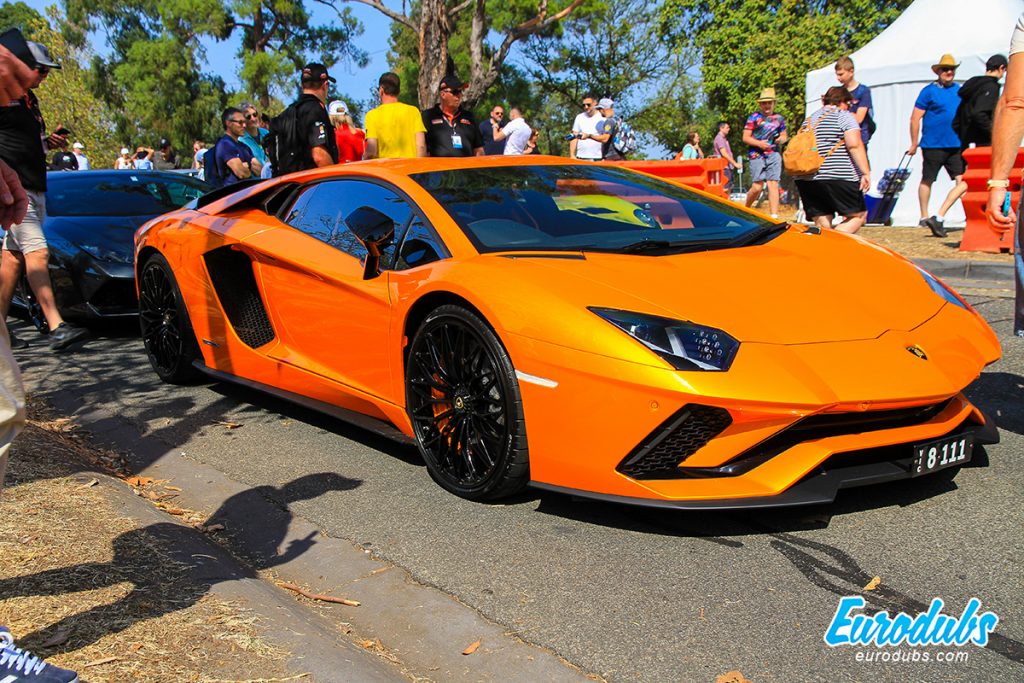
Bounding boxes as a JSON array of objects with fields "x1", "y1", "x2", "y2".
[
  {"x1": 46, "y1": 173, "x2": 210, "y2": 217},
  {"x1": 410, "y1": 164, "x2": 773, "y2": 254}
]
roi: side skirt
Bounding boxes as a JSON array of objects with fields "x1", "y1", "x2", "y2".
[{"x1": 192, "y1": 360, "x2": 414, "y2": 446}]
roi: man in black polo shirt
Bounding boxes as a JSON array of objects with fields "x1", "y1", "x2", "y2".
[
  {"x1": 421, "y1": 75, "x2": 483, "y2": 157},
  {"x1": 289, "y1": 63, "x2": 339, "y2": 171},
  {"x1": 0, "y1": 40, "x2": 87, "y2": 351}
]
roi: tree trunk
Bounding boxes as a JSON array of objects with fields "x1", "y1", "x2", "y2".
[{"x1": 417, "y1": 0, "x2": 450, "y2": 108}]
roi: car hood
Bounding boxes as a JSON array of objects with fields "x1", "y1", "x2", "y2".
[
  {"x1": 45, "y1": 214, "x2": 149, "y2": 263},
  {"x1": 488, "y1": 229, "x2": 945, "y2": 345}
]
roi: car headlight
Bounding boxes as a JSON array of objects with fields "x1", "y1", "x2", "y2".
[
  {"x1": 914, "y1": 265, "x2": 972, "y2": 312},
  {"x1": 589, "y1": 307, "x2": 739, "y2": 371},
  {"x1": 78, "y1": 242, "x2": 133, "y2": 264}
]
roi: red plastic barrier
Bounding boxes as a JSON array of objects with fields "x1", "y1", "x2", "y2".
[
  {"x1": 610, "y1": 158, "x2": 729, "y2": 198},
  {"x1": 959, "y1": 147, "x2": 1018, "y2": 254}
]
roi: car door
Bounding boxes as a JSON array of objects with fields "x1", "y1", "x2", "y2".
[{"x1": 245, "y1": 178, "x2": 415, "y2": 400}]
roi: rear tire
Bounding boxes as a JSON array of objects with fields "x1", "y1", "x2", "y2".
[
  {"x1": 138, "y1": 253, "x2": 201, "y2": 384},
  {"x1": 405, "y1": 305, "x2": 529, "y2": 500}
]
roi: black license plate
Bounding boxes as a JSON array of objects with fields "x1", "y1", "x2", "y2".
[{"x1": 912, "y1": 433, "x2": 973, "y2": 476}]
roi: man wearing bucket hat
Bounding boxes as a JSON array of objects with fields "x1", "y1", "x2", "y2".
[
  {"x1": 908, "y1": 53, "x2": 963, "y2": 237},
  {"x1": 742, "y1": 87, "x2": 788, "y2": 219}
]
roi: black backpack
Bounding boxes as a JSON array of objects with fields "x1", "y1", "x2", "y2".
[{"x1": 265, "y1": 102, "x2": 301, "y2": 177}]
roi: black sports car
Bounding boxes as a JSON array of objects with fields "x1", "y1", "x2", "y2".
[{"x1": 11, "y1": 170, "x2": 210, "y2": 330}]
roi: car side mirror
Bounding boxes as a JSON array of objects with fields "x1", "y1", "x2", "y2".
[{"x1": 346, "y1": 206, "x2": 395, "y2": 279}]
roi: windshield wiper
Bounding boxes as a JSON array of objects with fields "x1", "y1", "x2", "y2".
[{"x1": 731, "y1": 221, "x2": 789, "y2": 247}]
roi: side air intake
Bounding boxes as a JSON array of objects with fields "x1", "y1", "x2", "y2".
[{"x1": 203, "y1": 247, "x2": 275, "y2": 349}]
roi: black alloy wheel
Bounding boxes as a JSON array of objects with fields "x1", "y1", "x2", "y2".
[
  {"x1": 138, "y1": 253, "x2": 201, "y2": 384},
  {"x1": 406, "y1": 305, "x2": 529, "y2": 500},
  {"x1": 14, "y1": 277, "x2": 48, "y2": 333}
]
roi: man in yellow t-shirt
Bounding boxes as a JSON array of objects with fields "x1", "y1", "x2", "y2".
[{"x1": 363, "y1": 72, "x2": 427, "y2": 159}]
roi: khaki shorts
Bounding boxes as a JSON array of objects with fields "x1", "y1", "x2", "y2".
[{"x1": 3, "y1": 190, "x2": 47, "y2": 254}]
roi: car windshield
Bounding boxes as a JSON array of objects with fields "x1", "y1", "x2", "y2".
[
  {"x1": 410, "y1": 164, "x2": 774, "y2": 254},
  {"x1": 47, "y1": 173, "x2": 210, "y2": 217}
]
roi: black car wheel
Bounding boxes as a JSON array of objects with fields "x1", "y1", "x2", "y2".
[
  {"x1": 406, "y1": 305, "x2": 529, "y2": 500},
  {"x1": 14, "y1": 277, "x2": 48, "y2": 333},
  {"x1": 139, "y1": 253, "x2": 201, "y2": 384}
]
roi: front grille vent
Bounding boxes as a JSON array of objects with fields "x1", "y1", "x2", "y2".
[{"x1": 617, "y1": 404, "x2": 732, "y2": 479}]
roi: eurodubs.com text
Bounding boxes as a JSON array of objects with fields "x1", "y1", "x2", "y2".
[{"x1": 855, "y1": 650, "x2": 970, "y2": 664}]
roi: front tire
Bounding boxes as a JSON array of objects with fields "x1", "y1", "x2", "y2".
[
  {"x1": 139, "y1": 253, "x2": 201, "y2": 384},
  {"x1": 406, "y1": 305, "x2": 529, "y2": 500}
]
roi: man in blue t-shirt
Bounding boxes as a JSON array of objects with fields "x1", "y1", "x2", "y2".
[
  {"x1": 208, "y1": 107, "x2": 262, "y2": 190},
  {"x1": 908, "y1": 54, "x2": 963, "y2": 237}
]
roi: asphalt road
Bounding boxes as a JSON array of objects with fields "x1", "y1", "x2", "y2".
[{"x1": 14, "y1": 286, "x2": 1023, "y2": 683}]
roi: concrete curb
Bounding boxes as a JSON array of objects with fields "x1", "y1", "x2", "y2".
[
  {"x1": 28, "y1": 377, "x2": 592, "y2": 683},
  {"x1": 95, "y1": 471, "x2": 408, "y2": 683},
  {"x1": 912, "y1": 257, "x2": 1015, "y2": 283}
]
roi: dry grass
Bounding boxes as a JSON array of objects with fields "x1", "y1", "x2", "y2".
[{"x1": 0, "y1": 399, "x2": 294, "y2": 683}]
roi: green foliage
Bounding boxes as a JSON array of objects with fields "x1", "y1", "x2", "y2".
[
  {"x1": 26, "y1": 9, "x2": 120, "y2": 168},
  {"x1": 660, "y1": 0, "x2": 912, "y2": 140},
  {"x1": 0, "y1": 1, "x2": 45, "y2": 34}
]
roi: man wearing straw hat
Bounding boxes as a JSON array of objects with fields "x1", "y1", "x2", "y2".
[
  {"x1": 908, "y1": 53, "x2": 963, "y2": 237},
  {"x1": 743, "y1": 87, "x2": 788, "y2": 219}
]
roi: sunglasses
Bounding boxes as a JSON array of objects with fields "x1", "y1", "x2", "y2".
[
  {"x1": 582, "y1": 102, "x2": 593, "y2": 108},
  {"x1": 37, "y1": 67, "x2": 50, "y2": 76},
  {"x1": 228, "y1": 119, "x2": 246, "y2": 124},
  {"x1": 938, "y1": 67, "x2": 955, "y2": 73},
  {"x1": 245, "y1": 113, "x2": 259, "y2": 119}
]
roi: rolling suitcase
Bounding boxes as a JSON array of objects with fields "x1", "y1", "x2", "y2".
[{"x1": 866, "y1": 153, "x2": 913, "y2": 225}]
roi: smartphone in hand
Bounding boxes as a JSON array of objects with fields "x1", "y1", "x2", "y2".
[{"x1": 54, "y1": 126, "x2": 71, "y2": 136}]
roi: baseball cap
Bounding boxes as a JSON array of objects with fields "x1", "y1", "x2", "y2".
[
  {"x1": 987, "y1": 54, "x2": 1008, "y2": 71},
  {"x1": 159, "y1": 138, "x2": 171, "y2": 148},
  {"x1": 301, "y1": 63, "x2": 336, "y2": 84},
  {"x1": 27, "y1": 41, "x2": 60, "y2": 69},
  {"x1": 439, "y1": 74, "x2": 465, "y2": 91},
  {"x1": 328, "y1": 99, "x2": 348, "y2": 116},
  {"x1": 597, "y1": 97, "x2": 614, "y2": 110},
  {"x1": 72, "y1": 142, "x2": 84, "y2": 150},
  {"x1": 120, "y1": 147, "x2": 130, "y2": 155}
]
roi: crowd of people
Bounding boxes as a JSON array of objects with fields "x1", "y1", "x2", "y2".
[{"x1": 185, "y1": 69, "x2": 635, "y2": 191}]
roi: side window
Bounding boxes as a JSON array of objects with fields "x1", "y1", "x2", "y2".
[
  {"x1": 284, "y1": 179, "x2": 416, "y2": 262},
  {"x1": 394, "y1": 217, "x2": 446, "y2": 271}
]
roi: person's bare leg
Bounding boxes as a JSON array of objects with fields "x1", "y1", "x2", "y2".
[
  {"x1": 0, "y1": 249, "x2": 24, "y2": 320},
  {"x1": 746, "y1": 181, "x2": 764, "y2": 207},
  {"x1": 815, "y1": 215, "x2": 833, "y2": 230},
  {"x1": 22, "y1": 249, "x2": 63, "y2": 330},
  {"x1": 936, "y1": 177, "x2": 967, "y2": 220},
  {"x1": 918, "y1": 180, "x2": 933, "y2": 221},
  {"x1": 835, "y1": 211, "x2": 867, "y2": 234},
  {"x1": 767, "y1": 180, "x2": 780, "y2": 217}
]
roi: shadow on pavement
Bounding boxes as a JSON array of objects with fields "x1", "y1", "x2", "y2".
[{"x1": 0, "y1": 472, "x2": 356, "y2": 655}]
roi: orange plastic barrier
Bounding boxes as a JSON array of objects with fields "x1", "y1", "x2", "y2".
[
  {"x1": 959, "y1": 147, "x2": 1018, "y2": 254},
  {"x1": 611, "y1": 158, "x2": 729, "y2": 198}
]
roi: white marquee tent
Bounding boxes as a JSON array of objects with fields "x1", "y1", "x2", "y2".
[{"x1": 804, "y1": 0, "x2": 1024, "y2": 226}]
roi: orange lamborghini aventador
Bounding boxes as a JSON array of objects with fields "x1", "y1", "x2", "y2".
[{"x1": 134, "y1": 156, "x2": 1001, "y2": 509}]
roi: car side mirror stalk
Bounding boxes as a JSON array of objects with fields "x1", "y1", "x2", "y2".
[{"x1": 346, "y1": 206, "x2": 395, "y2": 279}]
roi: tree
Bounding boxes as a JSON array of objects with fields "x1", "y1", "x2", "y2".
[
  {"x1": 0, "y1": 2, "x2": 45, "y2": 34},
  {"x1": 519, "y1": 0, "x2": 689, "y2": 155},
  {"x1": 660, "y1": 0, "x2": 913, "y2": 135},
  {"x1": 65, "y1": 0, "x2": 231, "y2": 152},
  {"x1": 230, "y1": 0, "x2": 367, "y2": 109},
  {"x1": 317, "y1": 0, "x2": 586, "y2": 108},
  {"x1": 25, "y1": 9, "x2": 120, "y2": 168}
]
